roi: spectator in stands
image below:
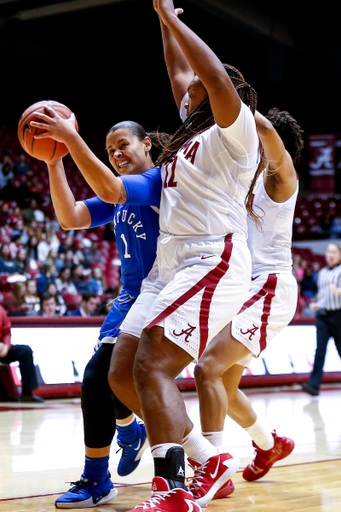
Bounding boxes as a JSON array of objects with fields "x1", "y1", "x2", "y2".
[
  {"x1": 37, "y1": 231, "x2": 54, "y2": 263},
  {"x1": 0, "y1": 242, "x2": 18, "y2": 274},
  {"x1": 300, "y1": 266, "x2": 318, "y2": 299},
  {"x1": 39, "y1": 292, "x2": 58, "y2": 317},
  {"x1": 23, "y1": 198, "x2": 45, "y2": 224},
  {"x1": 46, "y1": 282, "x2": 67, "y2": 316},
  {"x1": 46, "y1": 247, "x2": 64, "y2": 272},
  {"x1": 0, "y1": 304, "x2": 43, "y2": 402},
  {"x1": 24, "y1": 279, "x2": 40, "y2": 313},
  {"x1": 9, "y1": 281, "x2": 29, "y2": 316},
  {"x1": 55, "y1": 266, "x2": 78, "y2": 295},
  {"x1": 10, "y1": 205, "x2": 23, "y2": 226},
  {"x1": 25, "y1": 234, "x2": 40, "y2": 261},
  {"x1": 71, "y1": 262, "x2": 89, "y2": 293},
  {"x1": 11, "y1": 219, "x2": 29, "y2": 245},
  {"x1": 63, "y1": 249, "x2": 76, "y2": 269},
  {"x1": 58, "y1": 234, "x2": 75, "y2": 255},
  {"x1": 37, "y1": 262, "x2": 57, "y2": 294},
  {"x1": 293, "y1": 254, "x2": 308, "y2": 282},
  {"x1": 330, "y1": 212, "x2": 341, "y2": 239},
  {"x1": 88, "y1": 266, "x2": 107, "y2": 296},
  {"x1": 9, "y1": 233, "x2": 23, "y2": 259},
  {"x1": 302, "y1": 243, "x2": 341, "y2": 396},
  {"x1": 0, "y1": 160, "x2": 14, "y2": 189},
  {"x1": 0, "y1": 202, "x2": 12, "y2": 227},
  {"x1": 312, "y1": 261, "x2": 320, "y2": 284},
  {"x1": 13, "y1": 154, "x2": 31, "y2": 176},
  {"x1": 68, "y1": 291, "x2": 98, "y2": 317},
  {"x1": 26, "y1": 219, "x2": 43, "y2": 242},
  {"x1": 15, "y1": 247, "x2": 30, "y2": 276}
]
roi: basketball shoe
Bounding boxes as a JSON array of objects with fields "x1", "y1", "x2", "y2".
[
  {"x1": 117, "y1": 421, "x2": 149, "y2": 476},
  {"x1": 212, "y1": 479, "x2": 235, "y2": 500},
  {"x1": 188, "y1": 452, "x2": 240, "y2": 506},
  {"x1": 243, "y1": 430, "x2": 295, "y2": 481},
  {"x1": 54, "y1": 472, "x2": 117, "y2": 509},
  {"x1": 126, "y1": 476, "x2": 202, "y2": 512}
]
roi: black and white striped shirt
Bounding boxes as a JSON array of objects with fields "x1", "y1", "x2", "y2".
[{"x1": 317, "y1": 263, "x2": 341, "y2": 311}]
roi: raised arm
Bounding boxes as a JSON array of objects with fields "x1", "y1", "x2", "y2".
[
  {"x1": 154, "y1": 0, "x2": 241, "y2": 127},
  {"x1": 46, "y1": 159, "x2": 92, "y2": 230},
  {"x1": 30, "y1": 108, "x2": 127, "y2": 204},
  {"x1": 158, "y1": 8, "x2": 194, "y2": 109},
  {"x1": 255, "y1": 111, "x2": 297, "y2": 203}
]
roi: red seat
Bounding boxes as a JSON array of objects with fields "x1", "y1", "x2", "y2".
[{"x1": 62, "y1": 293, "x2": 82, "y2": 311}]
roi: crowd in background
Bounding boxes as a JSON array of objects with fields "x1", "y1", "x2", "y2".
[
  {"x1": 0, "y1": 148, "x2": 338, "y2": 320},
  {"x1": 0, "y1": 151, "x2": 120, "y2": 318}
]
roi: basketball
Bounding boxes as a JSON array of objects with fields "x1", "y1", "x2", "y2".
[{"x1": 17, "y1": 100, "x2": 78, "y2": 162}]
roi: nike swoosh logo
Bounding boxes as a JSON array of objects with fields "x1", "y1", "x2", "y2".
[
  {"x1": 201, "y1": 255, "x2": 214, "y2": 260},
  {"x1": 134, "y1": 439, "x2": 141, "y2": 451},
  {"x1": 184, "y1": 499, "x2": 197, "y2": 512},
  {"x1": 210, "y1": 457, "x2": 220, "y2": 479}
]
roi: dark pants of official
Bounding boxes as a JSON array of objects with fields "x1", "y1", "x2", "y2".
[
  {"x1": 81, "y1": 343, "x2": 132, "y2": 449},
  {"x1": 308, "y1": 309, "x2": 341, "y2": 390},
  {"x1": 0, "y1": 345, "x2": 38, "y2": 395}
]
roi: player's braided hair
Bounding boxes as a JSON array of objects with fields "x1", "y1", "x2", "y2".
[
  {"x1": 265, "y1": 108, "x2": 304, "y2": 163},
  {"x1": 155, "y1": 64, "x2": 260, "y2": 222}
]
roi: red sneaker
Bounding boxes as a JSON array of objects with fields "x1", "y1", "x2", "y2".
[
  {"x1": 243, "y1": 431, "x2": 294, "y2": 481},
  {"x1": 188, "y1": 452, "x2": 239, "y2": 506},
  {"x1": 126, "y1": 477, "x2": 202, "y2": 511},
  {"x1": 213, "y1": 479, "x2": 235, "y2": 499}
]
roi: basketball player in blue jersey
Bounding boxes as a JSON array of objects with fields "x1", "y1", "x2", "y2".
[{"x1": 41, "y1": 120, "x2": 162, "y2": 508}]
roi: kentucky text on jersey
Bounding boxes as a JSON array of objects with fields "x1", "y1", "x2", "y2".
[{"x1": 113, "y1": 209, "x2": 147, "y2": 239}]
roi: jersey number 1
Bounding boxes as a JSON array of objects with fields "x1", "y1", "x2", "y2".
[{"x1": 120, "y1": 234, "x2": 131, "y2": 259}]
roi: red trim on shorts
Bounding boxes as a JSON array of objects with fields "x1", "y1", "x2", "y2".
[
  {"x1": 239, "y1": 273, "x2": 278, "y2": 353},
  {"x1": 146, "y1": 234, "x2": 234, "y2": 359}
]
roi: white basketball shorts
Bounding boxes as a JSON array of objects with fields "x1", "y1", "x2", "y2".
[
  {"x1": 231, "y1": 271, "x2": 298, "y2": 367},
  {"x1": 120, "y1": 232, "x2": 251, "y2": 362}
]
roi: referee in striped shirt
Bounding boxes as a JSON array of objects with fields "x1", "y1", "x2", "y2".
[{"x1": 302, "y1": 243, "x2": 341, "y2": 396}]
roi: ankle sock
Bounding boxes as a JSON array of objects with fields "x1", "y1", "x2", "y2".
[
  {"x1": 202, "y1": 430, "x2": 224, "y2": 449},
  {"x1": 244, "y1": 419, "x2": 274, "y2": 451},
  {"x1": 182, "y1": 427, "x2": 217, "y2": 464}
]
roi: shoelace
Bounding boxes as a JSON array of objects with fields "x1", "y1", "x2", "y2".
[
  {"x1": 64, "y1": 479, "x2": 86, "y2": 492},
  {"x1": 116, "y1": 442, "x2": 131, "y2": 461},
  {"x1": 187, "y1": 461, "x2": 208, "y2": 491},
  {"x1": 136, "y1": 490, "x2": 179, "y2": 508}
]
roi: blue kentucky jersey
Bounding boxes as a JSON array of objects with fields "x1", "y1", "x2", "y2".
[{"x1": 83, "y1": 167, "x2": 161, "y2": 297}]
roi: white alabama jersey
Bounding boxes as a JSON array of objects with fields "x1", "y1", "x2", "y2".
[
  {"x1": 160, "y1": 101, "x2": 259, "y2": 239},
  {"x1": 248, "y1": 172, "x2": 298, "y2": 275}
]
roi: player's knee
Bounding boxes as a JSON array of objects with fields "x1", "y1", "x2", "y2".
[
  {"x1": 194, "y1": 361, "x2": 211, "y2": 388},
  {"x1": 133, "y1": 353, "x2": 154, "y2": 392}
]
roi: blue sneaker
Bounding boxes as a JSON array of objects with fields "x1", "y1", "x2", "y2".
[
  {"x1": 117, "y1": 422, "x2": 149, "y2": 476},
  {"x1": 55, "y1": 472, "x2": 118, "y2": 509}
]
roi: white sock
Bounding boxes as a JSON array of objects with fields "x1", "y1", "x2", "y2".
[
  {"x1": 202, "y1": 431, "x2": 224, "y2": 449},
  {"x1": 244, "y1": 419, "x2": 274, "y2": 451},
  {"x1": 151, "y1": 443, "x2": 182, "y2": 458},
  {"x1": 182, "y1": 426, "x2": 217, "y2": 464}
]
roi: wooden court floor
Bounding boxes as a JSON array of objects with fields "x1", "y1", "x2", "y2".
[{"x1": 1, "y1": 386, "x2": 341, "y2": 511}]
